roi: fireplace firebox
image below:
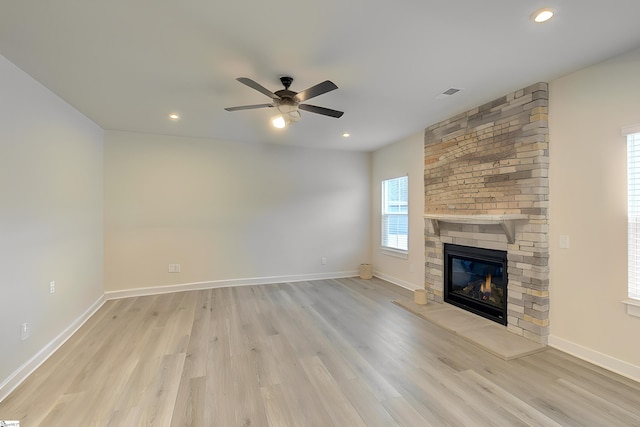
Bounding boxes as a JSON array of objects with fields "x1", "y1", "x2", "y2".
[{"x1": 443, "y1": 244, "x2": 508, "y2": 325}]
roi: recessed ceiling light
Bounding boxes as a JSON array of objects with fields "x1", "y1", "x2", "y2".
[
  {"x1": 168, "y1": 113, "x2": 180, "y2": 120},
  {"x1": 342, "y1": 132, "x2": 350, "y2": 138},
  {"x1": 532, "y1": 8, "x2": 554, "y2": 23}
]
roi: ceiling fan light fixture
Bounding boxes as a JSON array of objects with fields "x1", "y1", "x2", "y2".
[
  {"x1": 271, "y1": 110, "x2": 300, "y2": 128},
  {"x1": 277, "y1": 103, "x2": 298, "y2": 115},
  {"x1": 287, "y1": 110, "x2": 301, "y2": 122},
  {"x1": 272, "y1": 115, "x2": 287, "y2": 129}
]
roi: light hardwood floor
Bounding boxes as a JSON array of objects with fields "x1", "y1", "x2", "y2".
[{"x1": 2, "y1": 278, "x2": 640, "y2": 426}]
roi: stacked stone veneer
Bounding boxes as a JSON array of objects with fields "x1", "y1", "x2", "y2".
[{"x1": 424, "y1": 82, "x2": 549, "y2": 344}]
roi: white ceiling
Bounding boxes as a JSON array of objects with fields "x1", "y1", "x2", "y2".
[{"x1": 2, "y1": 1, "x2": 640, "y2": 151}]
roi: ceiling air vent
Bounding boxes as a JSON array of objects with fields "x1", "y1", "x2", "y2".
[{"x1": 436, "y1": 88, "x2": 462, "y2": 99}]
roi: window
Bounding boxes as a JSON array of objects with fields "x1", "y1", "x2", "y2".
[
  {"x1": 381, "y1": 175, "x2": 408, "y2": 254},
  {"x1": 627, "y1": 131, "x2": 640, "y2": 300}
]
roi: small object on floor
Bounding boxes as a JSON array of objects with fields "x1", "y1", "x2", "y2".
[
  {"x1": 359, "y1": 263, "x2": 373, "y2": 279},
  {"x1": 414, "y1": 289, "x2": 428, "y2": 305}
]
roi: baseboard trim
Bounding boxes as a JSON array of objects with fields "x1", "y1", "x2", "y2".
[
  {"x1": 0, "y1": 295, "x2": 106, "y2": 402},
  {"x1": 372, "y1": 270, "x2": 419, "y2": 291},
  {"x1": 105, "y1": 271, "x2": 359, "y2": 300},
  {"x1": 548, "y1": 335, "x2": 640, "y2": 383}
]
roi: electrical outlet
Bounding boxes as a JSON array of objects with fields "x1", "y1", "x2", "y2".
[
  {"x1": 50, "y1": 280, "x2": 55, "y2": 294},
  {"x1": 321, "y1": 257, "x2": 327, "y2": 265},
  {"x1": 168, "y1": 263, "x2": 181, "y2": 273},
  {"x1": 21, "y1": 322, "x2": 30, "y2": 340}
]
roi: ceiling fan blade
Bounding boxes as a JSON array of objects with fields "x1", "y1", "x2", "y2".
[
  {"x1": 295, "y1": 80, "x2": 338, "y2": 102},
  {"x1": 225, "y1": 103, "x2": 273, "y2": 112},
  {"x1": 236, "y1": 77, "x2": 279, "y2": 99},
  {"x1": 299, "y1": 104, "x2": 344, "y2": 118}
]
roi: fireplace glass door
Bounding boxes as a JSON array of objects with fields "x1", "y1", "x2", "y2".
[{"x1": 444, "y1": 244, "x2": 508, "y2": 325}]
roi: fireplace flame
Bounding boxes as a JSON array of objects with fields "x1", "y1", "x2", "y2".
[{"x1": 481, "y1": 273, "x2": 492, "y2": 301}]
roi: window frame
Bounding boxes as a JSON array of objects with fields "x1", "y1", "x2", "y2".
[
  {"x1": 381, "y1": 175, "x2": 409, "y2": 257},
  {"x1": 624, "y1": 125, "x2": 640, "y2": 317}
]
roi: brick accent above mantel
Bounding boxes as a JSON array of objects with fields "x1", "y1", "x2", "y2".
[{"x1": 424, "y1": 82, "x2": 550, "y2": 344}]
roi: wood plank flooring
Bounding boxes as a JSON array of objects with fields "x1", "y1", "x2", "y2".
[{"x1": 2, "y1": 277, "x2": 640, "y2": 426}]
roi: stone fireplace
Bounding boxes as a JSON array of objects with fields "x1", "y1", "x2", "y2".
[{"x1": 423, "y1": 82, "x2": 549, "y2": 344}]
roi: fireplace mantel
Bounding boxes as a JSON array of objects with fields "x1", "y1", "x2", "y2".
[{"x1": 424, "y1": 213, "x2": 528, "y2": 244}]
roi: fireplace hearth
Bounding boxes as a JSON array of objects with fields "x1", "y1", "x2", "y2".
[{"x1": 444, "y1": 244, "x2": 508, "y2": 325}]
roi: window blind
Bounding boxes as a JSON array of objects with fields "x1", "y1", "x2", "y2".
[
  {"x1": 382, "y1": 176, "x2": 408, "y2": 252},
  {"x1": 628, "y1": 132, "x2": 640, "y2": 300}
]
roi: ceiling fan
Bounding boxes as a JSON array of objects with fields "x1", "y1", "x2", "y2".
[{"x1": 225, "y1": 76, "x2": 344, "y2": 127}]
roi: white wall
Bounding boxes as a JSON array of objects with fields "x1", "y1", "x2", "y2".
[
  {"x1": 0, "y1": 55, "x2": 104, "y2": 394},
  {"x1": 549, "y1": 47, "x2": 640, "y2": 378},
  {"x1": 371, "y1": 132, "x2": 425, "y2": 290},
  {"x1": 104, "y1": 131, "x2": 371, "y2": 293}
]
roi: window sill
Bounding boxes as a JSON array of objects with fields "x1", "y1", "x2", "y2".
[
  {"x1": 380, "y1": 247, "x2": 409, "y2": 259},
  {"x1": 622, "y1": 299, "x2": 640, "y2": 318}
]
